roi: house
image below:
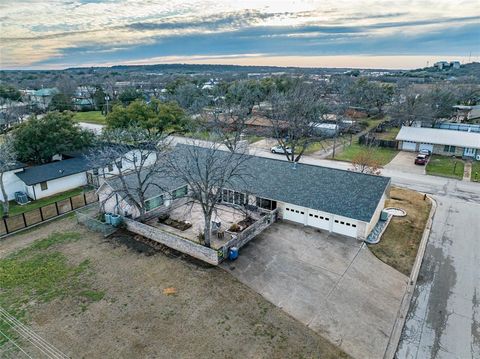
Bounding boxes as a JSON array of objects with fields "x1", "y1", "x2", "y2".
[
  {"x1": 98, "y1": 145, "x2": 391, "y2": 240},
  {"x1": 452, "y1": 105, "x2": 480, "y2": 123},
  {"x1": 0, "y1": 161, "x2": 27, "y2": 202},
  {"x1": 396, "y1": 126, "x2": 480, "y2": 160},
  {"x1": 14, "y1": 157, "x2": 91, "y2": 200},
  {"x1": 24, "y1": 88, "x2": 59, "y2": 110}
]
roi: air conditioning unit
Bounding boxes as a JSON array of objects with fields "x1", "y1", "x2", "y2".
[{"x1": 14, "y1": 191, "x2": 30, "y2": 205}]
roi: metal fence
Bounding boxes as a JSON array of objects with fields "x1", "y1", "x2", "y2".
[{"x1": 0, "y1": 190, "x2": 99, "y2": 237}]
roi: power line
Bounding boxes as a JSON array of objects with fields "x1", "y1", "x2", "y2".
[{"x1": 0, "y1": 307, "x2": 69, "y2": 359}]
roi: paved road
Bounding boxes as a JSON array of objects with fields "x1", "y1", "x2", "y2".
[{"x1": 172, "y1": 136, "x2": 480, "y2": 358}]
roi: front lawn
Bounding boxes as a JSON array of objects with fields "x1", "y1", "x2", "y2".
[
  {"x1": 472, "y1": 161, "x2": 480, "y2": 182},
  {"x1": 369, "y1": 187, "x2": 432, "y2": 276},
  {"x1": 72, "y1": 111, "x2": 106, "y2": 125},
  {"x1": 426, "y1": 155, "x2": 465, "y2": 179},
  {"x1": 1, "y1": 187, "x2": 86, "y2": 218},
  {"x1": 333, "y1": 143, "x2": 398, "y2": 166}
]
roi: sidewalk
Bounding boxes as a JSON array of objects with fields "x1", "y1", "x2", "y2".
[{"x1": 463, "y1": 161, "x2": 472, "y2": 181}]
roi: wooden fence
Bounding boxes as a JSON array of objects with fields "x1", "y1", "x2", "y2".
[{"x1": 0, "y1": 190, "x2": 98, "y2": 237}]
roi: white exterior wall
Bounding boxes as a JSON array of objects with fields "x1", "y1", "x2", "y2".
[
  {"x1": 278, "y1": 201, "x2": 361, "y2": 238},
  {"x1": 366, "y1": 192, "x2": 388, "y2": 237},
  {"x1": 27, "y1": 172, "x2": 87, "y2": 200},
  {"x1": 98, "y1": 186, "x2": 140, "y2": 218},
  {"x1": 0, "y1": 169, "x2": 26, "y2": 201}
]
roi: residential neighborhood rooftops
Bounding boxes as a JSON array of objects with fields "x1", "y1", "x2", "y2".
[
  {"x1": 15, "y1": 156, "x2": 91, "y2": 185},
  {"x1": 0, "y1": 160, "x2": 26, "y2": 172},
  {"x1": 396, "y1": 126, "x2": 480, "y2": 149}
]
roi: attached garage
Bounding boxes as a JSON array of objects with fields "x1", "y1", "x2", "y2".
[
  {"x1": 282, "y1": 204, "x2": 307, "y2": 224},
  {"x1": 306, "y1": 209, "x2": 331, "y2": 231},
  {"x1": 401, "y1": 141, "x2": 417, "y2": 151},
  {"x1": 332, "y1": 217, "x2": 358, "y2": 238},
  {"x1": 419, "y1": 143, "x2": 433, "y2": 153}
]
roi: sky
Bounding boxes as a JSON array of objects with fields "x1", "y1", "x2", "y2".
[{"x1": 0, "y1": 0, "x2": 479, "y2": 70}]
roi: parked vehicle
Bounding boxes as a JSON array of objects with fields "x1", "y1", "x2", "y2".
[
  {"x1": 419, "y1": 149, "x2": 431, "y2": 156},
  {"x1": 271, "y1": 145, "x2": 292, "y2": 154},
  {"x1": 415, "y1": 154, "x2": 428, "y2": 165}
]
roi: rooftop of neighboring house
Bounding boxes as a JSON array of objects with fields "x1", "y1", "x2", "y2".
[
  {"x1": 15, "y1": 156, "x2": 91, "y2": 186},
  {"x1": 0, "y1": 160, "x2": 26, "y2": 172},
  {"x1": 396, "y1": 126, "x2": 480, "y2": 149},
  {"x1": 33, "y1": 88, "x2": 59, "y2": 97}
]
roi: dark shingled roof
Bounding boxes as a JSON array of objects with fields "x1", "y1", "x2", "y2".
[
  {"x1": 15, "y1": 157, "x2": 91, "y2": 186},
  {"x1": 106, "y1": 144, "x2": 391, "y2": 222},
  {"x1": 0, "y1": 161, "x2": 26, "y2": 172}
]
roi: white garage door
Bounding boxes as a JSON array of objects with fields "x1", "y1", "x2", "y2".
[
  {"x1": 332, "y1": 218, "x2": 358, "y2": 238},
  {"x1": 283, "y1": 205, "x2": 306, "y2": 224},
  {"x1": 402, "y1": 141, "x2": 417, "y2": 151},
  {"x1": 419, "y1": 143, "x2": 433, "y2": 153},
  {"x1": 306, "y1": 209, "x2": 331, "y2": 230}
]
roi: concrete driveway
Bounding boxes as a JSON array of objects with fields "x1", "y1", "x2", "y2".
[
  {"x1": 223, "y1": 222, "x2": 408, "y2": 359},
  {"x1": 385, "y1": 151, "x2": 426, "y2": 175}
]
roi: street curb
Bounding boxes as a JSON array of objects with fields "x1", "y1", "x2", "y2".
[{"x1": 383, "y1": 195, "x2": 437, "y2": 359}]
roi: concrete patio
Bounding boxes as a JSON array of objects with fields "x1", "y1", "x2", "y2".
[
  {"x1": 146, "y1": 202, "x2": 253, "y2": 249},
  {"x1": 223, "y1": 221, "x2": 408, "y2": 359}
]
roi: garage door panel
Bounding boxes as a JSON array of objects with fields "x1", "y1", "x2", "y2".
[
  {"x1": 306, "y1": 210, "x2": 331, "y2": 230},
  {"x1": 283, "y1": 205, "x2": 306, "y2": 224},
  {"x1": 332, "y1": 218, "x2": 358, "y2": 238},
  {"x1": 402, "y1": 141, "x2": 416, "y2": 151},
  {"x1": 419, "y1": 143, "x2": 433, "y2": 153}
]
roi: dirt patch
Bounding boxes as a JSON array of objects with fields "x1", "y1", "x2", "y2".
[
  {"x1": 1, "y1": 218, "x2": 347, "y2": 359},
  {"x1": 369, "y1": 187, "x2": 432, "y2": 276}
]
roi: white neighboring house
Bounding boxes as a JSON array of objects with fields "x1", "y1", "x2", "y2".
[
  {"x1": 396, "y1": 126, "x2": 480, "y2": 160},
  {"x1": 14, "y1": 157, "x2": 91, "y2": 200},
  {"x1": 4, "y1": 147, "x2": 158, "y2": 201},
  {"x1": 0, "y1": 162, "x2": 27, "y2": 202}
]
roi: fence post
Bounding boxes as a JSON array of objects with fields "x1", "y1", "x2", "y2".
[
  {"x1": 22, "y1": 213, "x2": 27, "y2": 228},
  {"x1": 4, "y1": 218, "x2": 8, "y2": 234},
  {"x1": 39, "y1": 207, "x2": 44, "y2": 221},
  {"x1": 69, "y1": 196, "x2": 74, "y2": 211},
  {"x1": 55, "y1": 201, "x2": 59, "y2": 216},
  {"x1": 83, "y1": 192, "x2": 87, "y2": 206}
]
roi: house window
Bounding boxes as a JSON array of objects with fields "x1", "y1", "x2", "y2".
[
  {"x1": 255, "y1": 197, "x2": 277, "y2": 210},
  {"x1": 145, "y1": 195, "x2": 164, "y2": 212},
  {"x1": 93, "y1": 168, "x2": 99, "y2": 175},
  {"x1": 116, "y1": 161, "x2": 123, "y2": 169},
  {"x1": 352, "y1": 224, "x2": 357, "y2": 228},
  {"x1": 107, "y1": 164, "x2": 114, "y2": 172},
  {"x1": 221, "y1": 189, "x2": 245, "y2": 206},
  {"x1": 334, "y1": 220, "x2": 339, "y2": 223},
  {"x1": 40, "y1": 181, "x2": 48, "y2": 191},
  {"x1": 172, "y1": 185, "x2": 188, "y2": 199},
  {"x1": 444, "y1": 145, "x2": 456, "y2": 153}
]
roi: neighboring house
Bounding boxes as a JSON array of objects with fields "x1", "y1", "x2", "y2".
[
  {"x1": 99, "y1": 145, "x2": 391, "y2": 240},
  {"x1": 25, "y1": 88, "x2": 60, "y2": 110},
  {"x1": 396, "y1": 126, "x2": 480, "y2": 160},
  {"x1": 14, "y1": 157, "x2": 91, "y2": 200},
  {"x1": 452, "y1": 105, "x2": 480, "y2": 123},
  {"x1": 73, "y1": 98, "x2": 95, "y2": 111},
  {"x1": 0, "y1": 161, "x2": 27, "y2": 202}
]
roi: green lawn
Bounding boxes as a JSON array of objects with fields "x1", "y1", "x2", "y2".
[
  {"x1": 471, "y1": 161, "x2": 480, "y2": 182},
  {"x1": 72, "y1": 111, "x2": 106, "y2": 125},
  {"x1": 1, "y1": 187, "x2": 86, "y2": 218},
  {"x1": 333, "y1": 143, "x2": 398, "y2": 166},
  {"x1": 426, "y1": 155, "x2": 465, "y2": 179}
]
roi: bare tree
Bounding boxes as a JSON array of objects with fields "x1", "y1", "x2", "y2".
[
  {"x1": 202, "y1": 81, "x2": 261, "y2": 153},
  {"x1": 0, "y1": 136, "x2": 18, "y2": 217},
  {"x1": 268, "y1": 82, "x2": 329, "y2": 162},
  {"x1": 350, "y1": 146, "x2": 382, "y2": 175},
  {"x1": 166, "y1": 140, "x2": 251, "y2": 247},
  {"x1": 88, "y1": 127, "x2": 171, "y2": 220}
]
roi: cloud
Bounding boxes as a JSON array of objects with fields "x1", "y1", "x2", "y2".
[{"x1": 0, "y1": 0, "x2": 479, "y2": 69}]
